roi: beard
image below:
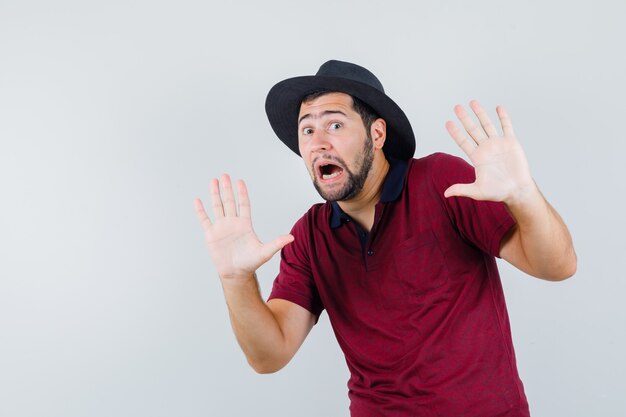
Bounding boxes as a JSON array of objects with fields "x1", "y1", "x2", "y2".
[{"x1": 311, "y1": 134, "x2": 375, "y2": 202}]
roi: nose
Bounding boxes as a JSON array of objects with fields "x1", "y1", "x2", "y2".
[{"x1": 308, "y1": 130, "x2": 331, "y2": 153}]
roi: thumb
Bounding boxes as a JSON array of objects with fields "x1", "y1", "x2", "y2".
[
  {"x1": 444, "y1": 183, "x2": 479, "y2": 199},
  {"x1": 260, "y1": 234, "x2": 295, "y2": 261}
]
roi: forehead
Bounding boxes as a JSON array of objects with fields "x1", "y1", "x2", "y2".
[{"x1": 298, "y1": 92, "x2": 354, "y2": 117}]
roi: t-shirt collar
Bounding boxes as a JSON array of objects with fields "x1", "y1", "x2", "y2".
[{"x1": 330, "y1": 157, "x2": 409, "y2": 229}]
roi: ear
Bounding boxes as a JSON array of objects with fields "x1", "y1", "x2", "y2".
[{"x1": 370, "y1": 118, "x2": 387, "y2": 150}]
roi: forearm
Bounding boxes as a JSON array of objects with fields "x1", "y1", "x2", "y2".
[
  {"x1": 221, "y1": 274, "x2": 289, "y2": 373},
  {"x1": 505, "y1": 184, "x2": 577, "y2": 280}
]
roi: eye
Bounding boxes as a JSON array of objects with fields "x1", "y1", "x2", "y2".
[
  {"x1": 329, "y1": 122, "x2": 342, "y2": 130},
  {"x1": 302, "y1": 127, "x2": 313, "y2": 135}
]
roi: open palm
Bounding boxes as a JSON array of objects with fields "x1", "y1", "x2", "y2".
[
  {"x1": 444, "y1": 100, "x2": 535, "y2": 204},
  {"x1": 195, "y1": 175, "x2": 293, "y2": 280}
]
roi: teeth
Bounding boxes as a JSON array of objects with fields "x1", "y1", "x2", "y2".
[{"x1": 322, "y1": 171, "x2": 341, "y2": 180}]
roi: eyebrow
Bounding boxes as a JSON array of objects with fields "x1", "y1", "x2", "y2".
[{"x1": 298, "y1": 110, "x2": 348, "y2": 126}]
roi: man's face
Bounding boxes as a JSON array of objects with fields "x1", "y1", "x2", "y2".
[{"x1": 297, "y1": 92, "x2": 375, "y2": 202}]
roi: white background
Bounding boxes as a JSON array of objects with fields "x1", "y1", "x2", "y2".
[{"x1": 1, "y1": 0, "x2": 624, "y2": 416}]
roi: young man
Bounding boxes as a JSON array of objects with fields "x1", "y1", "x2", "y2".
[{"x1": 195, "y1": 60, "x2": 576, "y2": 416}]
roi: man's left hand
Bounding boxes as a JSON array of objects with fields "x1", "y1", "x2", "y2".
[{"x1": 444, "y1": 100, "x2": 536, "y2": 205}]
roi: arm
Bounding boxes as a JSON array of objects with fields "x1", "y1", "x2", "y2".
[
  {"x1": 195, "y1": 174, "x2": 315, "y2": 373},
  {"x1": 498, "y1": 184, "x2": 577, "y2": 280},
  {"x1": 221, "y1": 277, "x2": 315, "y2": 373},
  {"x1": 445, "y1": 101, "x2": 577, "y2": 281}
]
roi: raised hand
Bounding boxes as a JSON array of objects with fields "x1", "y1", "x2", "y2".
[
  {"x1": 444, "y1": 100, "x2": 536, "y2": 205},
  {"x1": 194, "y1": 174, "x2": 294, "y2": 281}
]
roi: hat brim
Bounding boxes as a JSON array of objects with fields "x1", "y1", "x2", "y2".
[{"x1": 265, "y1": 76, "x2": 415, "y2": 160}]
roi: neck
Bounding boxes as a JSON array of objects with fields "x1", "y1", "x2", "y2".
[{"x1": 337, "y1": 155, "x2": 390, "y2": 232}]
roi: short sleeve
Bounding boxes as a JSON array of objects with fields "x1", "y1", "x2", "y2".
[
  {"x1": 267, "y1": 214, "x2": 324, "y2": 322},
  {"x1": 429, "y1": 153, "x2": 516, "y2": 258}
]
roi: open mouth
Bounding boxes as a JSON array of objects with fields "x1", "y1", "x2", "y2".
[{"x1": 318, "y1": 163, "x2": 344, "y2": 181}]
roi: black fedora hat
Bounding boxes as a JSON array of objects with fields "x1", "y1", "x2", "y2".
[{"x1": 265, "y1": 60, "x2": 416, "y2": 160}]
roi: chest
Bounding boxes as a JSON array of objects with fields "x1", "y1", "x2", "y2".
[{"x1": 312, "y1": 190, "x2": 478, "y2": 316}]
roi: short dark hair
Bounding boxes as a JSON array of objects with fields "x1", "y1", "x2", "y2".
[{"x1": 301, "y1": 90, "x2": 380, "y2": 133}]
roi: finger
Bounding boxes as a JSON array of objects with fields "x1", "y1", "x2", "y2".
[
  {"x1": 445, "y1": 120, "x2": 475, "y2": 157},
  {"x1": 259, "y1": 234, "x2": 295, "y2": 262},
  {"x1": 496, "y1": 105, "x2": 515, "y2": 137},
  {"x1": 454, "y1": 104, "x2": 487, "y2": 143},
  {"x1": 237, "y1": 180, "x2": 251, "y2": 219},
  {"x1": 470, "y1": 100, "x2": 499, "y2": 138},
  {"x1": 220, "y1": 174, "x2": 237, "y2": 217},
  {"x1": 444, "y1": 183, "x2": 480, "y2": 199},
  {"x1": 194, "y1": 198, "x2": 212, "y2": 231},
  {"x1": 209, "y1": 178, "x2": 225, "y2": 219}
]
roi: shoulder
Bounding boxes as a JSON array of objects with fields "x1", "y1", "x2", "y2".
[
  {"x1": 410, "y1": 152, "x2": 471, "y2": 173},
  {"x1": 283, "y1": 202, "x2": 330, "y2": 262},
  {"x1": 406, "y1": 152, "x2": 474, "y2": 190},
  {"x1": 290, "y1": 202, "x2": 331, "y2": 234}
]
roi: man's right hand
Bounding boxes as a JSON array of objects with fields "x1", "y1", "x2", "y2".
[
  {"x1": 194, "y1": 175, "x2": 313, "y2": 374},
  {"x1": 194, "y1": 174, "x2": 294, "y2": 281}
]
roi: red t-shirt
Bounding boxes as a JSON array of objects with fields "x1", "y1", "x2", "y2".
[{"x1": 269, "y1": 153, "x2": 530, "y2": 417}]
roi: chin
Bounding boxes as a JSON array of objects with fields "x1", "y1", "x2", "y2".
[{"x1": 315, "y1": 181, "x2": 358, "y2": 202}]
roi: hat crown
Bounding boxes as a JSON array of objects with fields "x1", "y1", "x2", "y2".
[{"x1": 316, "y1": 60, "x2": 385, "y2": 94}]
